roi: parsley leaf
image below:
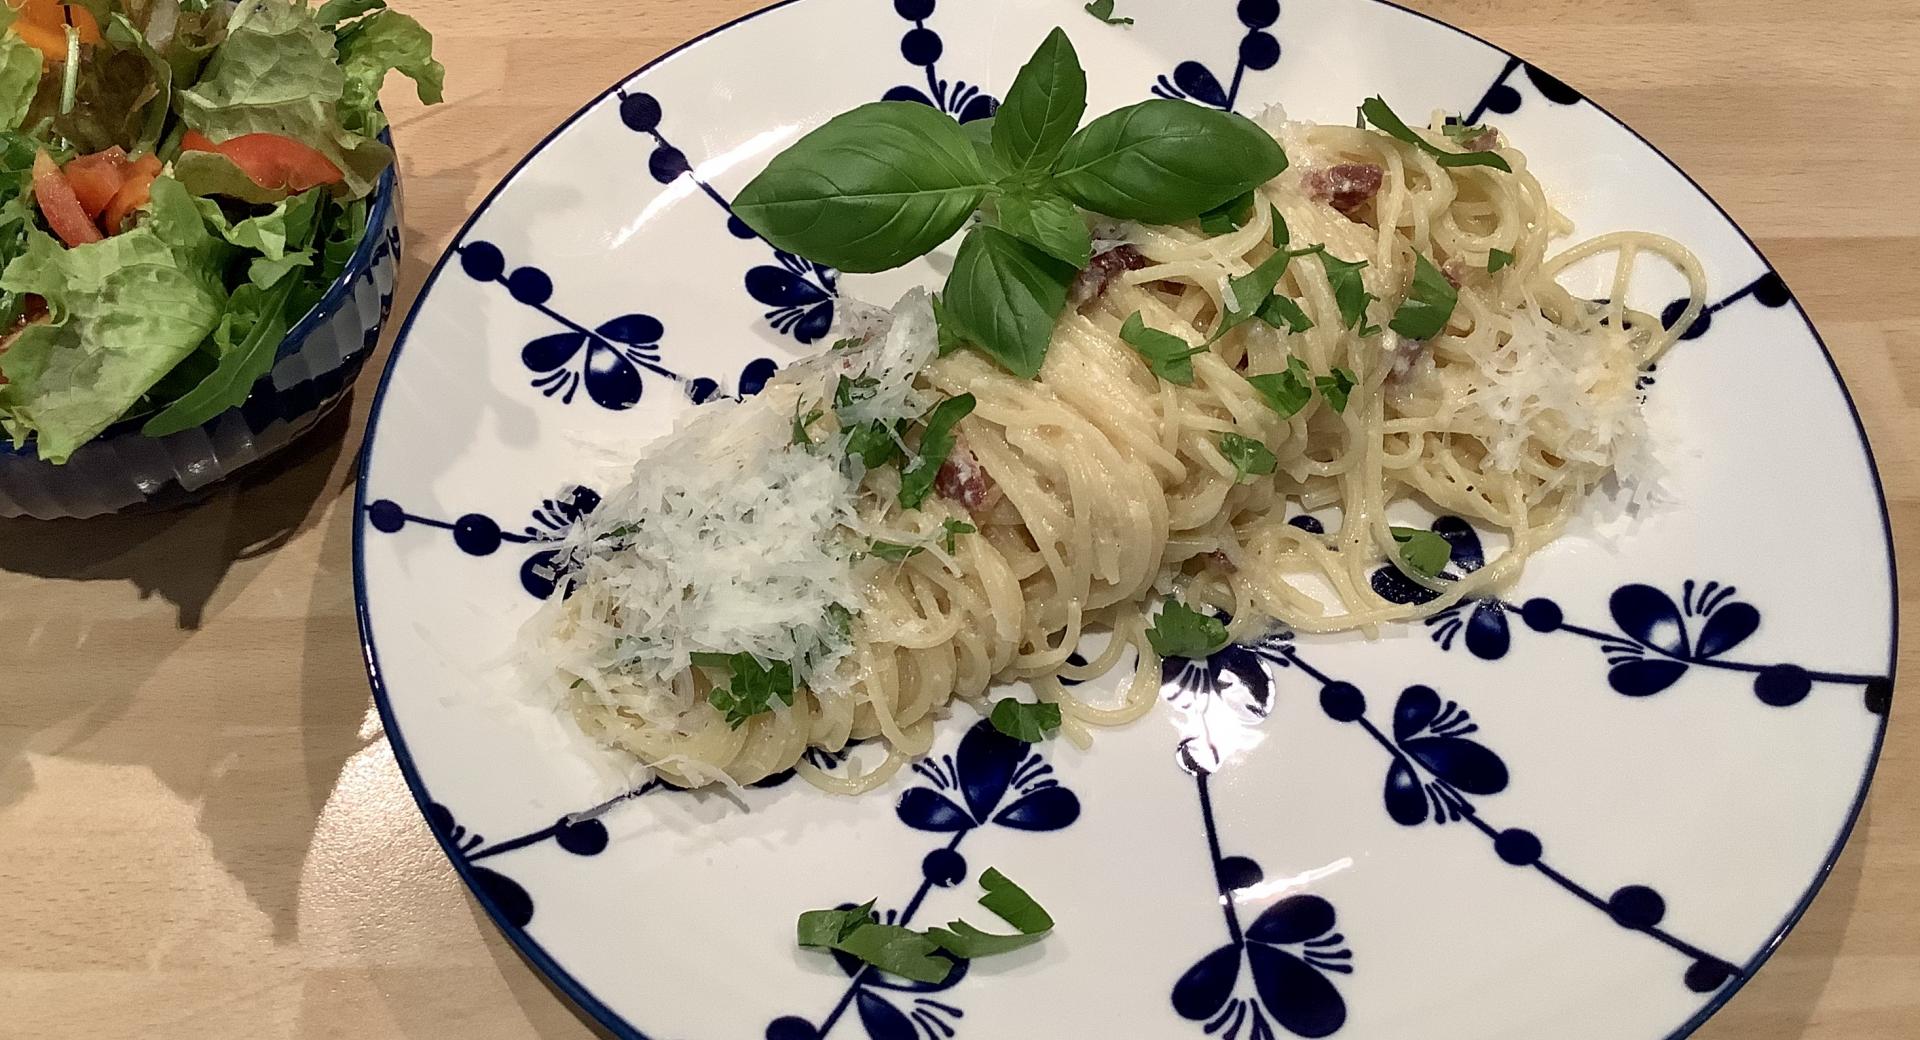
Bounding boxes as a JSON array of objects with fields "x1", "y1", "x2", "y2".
[
  {"x1": 834, "y1": 924, "x2": 955, "y2": 984},
  {"x1": 1148, "y1": 601, "x2": 1230, "y2": 659},
  {"x1": 1361, "y1": 96, "x2": 1513, "y2": 172},
  {"x1": 941, "y1": 517, "x2": 976, "y2": 553},
  {"x1": 792, "y1": 405, "x2": 823, "y2": 446},
  {"x1": 1198, "y1": 190, "x2": 1255, "y2": 234},
  {"x1": 1270, "y1": 205, "x2": 1290, "y2": 248},
  {"x1": 1120, "y1": 311, "x2": 1210, "y2": 385},
  {"x1": 797, "y1": 900, "x2": 877, "y2": 948},
  {"x1": 1247, "y1": 357, "x2": 1315, "y2": 418},
  {"x1": 1211, "y1": 246, "x2": 1300, "y2": 343},
  {"x1": 1315, "y1": 368, "x2": 1356, "y2": 413},
  {"x1": 870, "y1": 540, "x2": 926, "y2": 562},
  {"x1": 1314, "y1": 251, "x2": 1374, "y2": 330},
  {"x1": 826, "y1": 603, "x2": 855, "y2": 638},
  {"x1": 1256, "y1": 292, "x2": 1313, "y2": 334},
  {"x1": 925, "y1": 868, "x2": 1055, "y2": 958},
  {"x1": 899, "y1": 393, "x2": 977, "y2": 510},
  {"x1": 1219, "y1": 433, "x2": 1276, "y2": 482},
  {"x1": 1442, "y1": 120, "x2": 1491, "y2": 146},
  {"x1": 845, "y1": 419, "x2": 902, "y2": 468},
  {"x1": 835, "y1": 374, "x2": 879, "y2": 409},
  {"x1": 1390, "y1": 526, "x2": 1452, "y2": 578},
  {"x1": 696, "y1": 653, "x2": 797, "y2": 728},
  {"x1": 1487, "y1": 248, "x2": 1514, "y2": 274},
  {"x1": 989, "y1": 699, "x2": 1062, "y2": 743},
  {"x1": 1082, "y1": 0, "x2": 1134, "y2": 25},
  {"x1": 1389, "y1": 254, "x2": 1458, "y2": 340}
]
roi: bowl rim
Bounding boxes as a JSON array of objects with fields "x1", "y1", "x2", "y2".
[{"x1": 0, "y1": 153, "x2": 400, "y2": 458}]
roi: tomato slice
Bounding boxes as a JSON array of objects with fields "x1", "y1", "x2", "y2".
[
  {"x1": 101, "y1": 153, "x2": 162, "y2": 236},
  {"x1": 8, "y1": 2, "x2": 102, "y2": 60},
  {"x1": 62, "y1": 147, "x2": 130, "y2": 220},
  {"x1": 181, "y1": 129, "x2": 344, "y2": 193},
  {"x1": 31, "y1": 150, "x2": 101, "y2": 248}
]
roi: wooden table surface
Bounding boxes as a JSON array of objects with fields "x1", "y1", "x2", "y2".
[{"x1": 2, "y1": 0, "x2": 1916, "y2": 1036}]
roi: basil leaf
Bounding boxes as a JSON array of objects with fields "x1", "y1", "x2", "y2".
[
  {"x1": 978, "y1": 867, "x2": 1054, "y2": 934},
  {"x1": 734, "y1": 101, "x2": 994, "y2": 273},
  {"x1": 1314, "y1": 251, "x2": 1373, "y2": 330},
  {"x1": 989, "y1": 699, "x2": 1061, "y2": 743},
  {"x1": 996, "y1": 190, "x2": 1092, "y2": 267},
  {"x1": 900, "y1": 392, "x2": 977, "y2": 509},
  {"x1": 1054, "y1": 99, "x2": 1288, "y2": 223},
  {"x1": 1389, "y1": 254, "x2": 1458, "y2": 341},
  {"x1": 797, "y1": 900, "x2": 876, "y2": 948},
  {"x1": 1315, "y1": 368, "x2": 1356, "y2": 413},
  {"x1": 832, "y1": 924, "x2": 954, "y2": 985},
  {"x1": 941, "y1": 517, "x2": 976, "y2": 553},
  {"x1": 1270, "y1": 205, "x2": 1290, "y2": 248},
  {"x1": 1247, "y1": 357, "x2": 1314, "y2": 419},
  {"x1": 961, "y1": 116, "x2": 1007, "y2": 179},
  {"x1": 1148, "y1": 601, "x2": 1230, "y2": 659},
  {"x1": 1219, "y1": 433, "x2": 1276, "y2": 482},
  {"x1": 992, "y1": 28, "x2": 1087, "y2": 174},
  {"x1": 1120, "y1": 311, "x2": 1209, "y2": 385},
  {"x1": 1487, "y1": 248, "x2": 1514, "y2": 274},
  {"x1": 870, "y1": 540, "x2": 925, "y2": 562},
  {"x1": 1198, "y1": 190, "x2": 1255, "y2": 234},
  {"x1": 1390, "y1": 526, "x2": 1452, "y2": 578},
  {"x1": 1083, "y1": 0, "x2": 1134, "y2": 25},
  {"x1": 1256, "y1": 293, "x2": 1313, "y2": 333},
  {"x1": 1361, "y1": 96, "x2": 1512, "y2": 174},
  {"x1": 942, "y1": 226, "x2": 1074, "y2": 379},
  {"x1": 931, "y1": 292, "x2": 966, "y2": 356}
]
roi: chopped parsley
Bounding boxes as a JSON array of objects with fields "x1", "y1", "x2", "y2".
[
  {"x1": 869, "y1": 539, "x2": 926, "y2": 562},
  {"x1": 692, "y1": 652, "x2": 797, "y2": 728},
  {"x1": 1315, "y1": 368, "x2": 1357, "y2": 413},
  {"x1": 797, "y1": 900, "x2": 876, "y2": 948},
  {"x1": 1390, "y1": 526, "x2": 1452, "y2": 578},
  {"x1": 835, "y1": 374, "x2": 880, "y2": 409},
  {"x1": 1487, "y1": 248, "x2": 1514, "y2": 273},
  {"x1": 940, "y1": 517, "x2": 976, "y2": 553},
  {"x1": 1270, "y1": 206, "x2": 1290, "y2": 248},
  {"x1": 826, "y1": 602, "x2": 855, "y2": 638},
  {"x1": 899, "y1": 393, "x2": 977, "y2": 510},
  {"x1": 1121, "y1": 311, "x2": 1210, "y2": 385},
  {"x1": 1082, "y1": 0, "x2": 1133, "y2": 25},
  {"x1": 1442, "y1": 120, "x2": 1491, "y2": 147},
  {"x1": 845, "y1": 419, "x2": 902, "y2": 468},
  {"x1": 1361, "y1": 96, "x2": 1513, "y2": 172},
  {"x1": 1199, "y1": 190, "x2": 1255, "y2": 234},
  {"x1": 989, "y1": 699, "x2": 1062, "y2": 743},
  {"x1": 927, "y1": 868, "x2": 1055, "y2": 957},
  {"x1": 833, "y1": 924, "x2": 953, "y2": 984},
  {"x1": 1248, "y1": 356, "x2": 1315, "y2": 419},
  {"x1": 1388, "y1": 254, "x2": 1458, "y2": 341},
  {"x1": 1314, "y1": 250, "x2": 1374, "y2": 331},
  {"x1": 1257, "y1": 292, "x2": 1313, "y2": 334},
  {"x1": 1148, "y1": 600, "x2": 1230, "y2": 660},
  {"x1": 791, "y1": 405, "x2": 823, "y2": 446},
  {"x1": 797, "y1": 869, "x2": 1052, "y2": 984},
  {"x1": 1219, "y1": 433, "x2": 1277, "y2": 482}
]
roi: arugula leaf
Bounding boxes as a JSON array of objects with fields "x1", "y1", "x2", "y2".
[
  {"x1": 1390, "y1": 526, "x2": 1452, "y2": 578},
  {"x1": 1198, "y1": 190, "x2": 1255, "y2": 235},
  {"x1": 940, "y1": 517, "x2": 976, "y2": 553},
  {"x1": 1389, "y1": 254, "x2": 1458, "y2": 340},
  {"x1": 869, "y1": 540, "x2": 925, "y2": 562},
  {"x1": 797, "y1": 900, "x2": 877, "y2": 948},
  {"x1": 696, "y1": 652, "x2": 798, "y2": 728},
  {"x1": 1219, "y1": 432, "x2": 1276, "y2": 482},
  {"x1": 1247, "y1": 357, "x2": 1314, "y2": 419},
  {"x1": 1148, "y1": 601, "x2": 1229, "y2": 659},
  {"x1": 1256, "y1": 292, "x2": 1313, "y2": 333},
  {"x1": 1083, "y1": 0, "x2": 1134, "y2": 25},
  {"x1": 1270, "y1": 205, "x2": 1290, "y2": 248},
  {"x1": 1313, "y1": 250, "x2": 1373, "y2": 330},
  {"x1": 844, "y1": 419, "x2": 901, "y2": 468},
  {"x1": 0, "y1": 178, "x2": 228, "y2": 461},
  {"x1": 991, "y1": 28, "x2": 1086, "y2": 174},
  {"x1": 0, "y1": 33, "x2": 40, "y2": 132},
  {"x1": 334, "y1": 8, "x2": 447, "y2": 137},
  {"x1": 995, "y1": 190, "x2": 1091, "y2": 268},
  {"x1": 1487, "y1": 248, "x2": 1514, "y2": 274},
  {"x1": 941, "y1": 226, "x2": 1074, "y2": 379},
  {"x1": 1054, "y1": 99, "x2": 1287, "y2": 223},
  {"x1": 899, "y1": 392, "x2": 977, "y2": 509},
  {"x1": 989, "y1": 699, "x2": 1061, "y2": 743},
  {"x1": 832, "y1": 924, "x2": 954, "y2": 984},
  {"x1": 1361, "y1": 96, "x2": 1513, "y2": 173},
  {"x1": 1315, "y1": 368, "x2": 1356, "y2": 413},
  {"x1": 1120, "y1": 311, "x2": 1208, "y2": 385},
  {"x1": 736, "y1": 101, "x2": 994, "y2": 273},
  {"x1": 926, "y1": 868, "x2": 1055, "y2": 958}
]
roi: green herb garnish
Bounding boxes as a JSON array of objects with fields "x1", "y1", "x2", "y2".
[
  {"x1": 1487, "y1": 248, "x2": 1514, "y2": 273},
  {"x1": 1247, "y1": 356, "x2": 1315, "y2": 419},
  {"x1": 797, "y1": 900, "x2": 877, "y2": 949},
  {"x1": 845, "y1": 420, "x2": 902, "y2": 468},
  {"x1": 899, "y1": 393, "x2": 977, "y2": 509},
  {"x1": 832, "y1": 924, "x2": 954, "y2": 984},
  {"x1": 835, "y1": 374, "x2": 879, "y2": 409},
  {"x1": 869, "y1": 540, "x2": 926, "y2": 562},
  {"x1": 1148, "y1": 600, "x2": 1230, "y2": 659},
  {"x1": 1270, "y1": 205, "x2": 1290, "y2": 248},
  {"x1": 1219, "y1": 433, "x2": 1277, "y2": 482},
  {"x1": 796, "y1": 869, "x2": 1052, "y2": 984},
  {"x1": 926, "y1": 868, "x2": 1056, "y2": 957},
  {"x1": 996, "y1": 190, "x2": 1092, "y2": 268},
  {"x1": 1388, "y1": 253, "x2": 1458, "y2": 340},
  {"x1": 792, "y1": 405, "x2": 823, "y2": 446},
  {"x1": 1390, "y1": 526, "x2": 1452, "y2": 578},
  {"x1": 1121, "y1": 311, "x2": 1209, "y2": 385},
  {"x1": 1257, "y1": 293, "x2": 1313, "y2": 333},
  {"x1": 1082, "y1": 0, "x2": 1134, "y2": 25},
  {"x1": 941, "y1": 518, "x2": 977, "y2": 553},
  {"x1": 1361, "y1": 97, "x2": 1513, "y2": 172},
  {"x1": 1315, "y1": 368, "x2": 1357, "y2": 413},
  {"x1": 989, "y1": 699, "x2": 1062, "y2": 743},
  {"x1": 693, "y1": 652, "x2": 797, "y2": 728},
  {"x1": 1314, "y1": 250, "x2": 1374, "y2": 330},
  {"x1": 1199, "y1": 190, "x2": 1255, "y2": 234}
]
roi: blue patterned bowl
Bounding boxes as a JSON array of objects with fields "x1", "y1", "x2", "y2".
[
  {"x1": 0, "y1": 162, "x2": 402, "y2": 520},
  {"x1": 355, "y1": 3, "x2": 1895, "y2": 1039}
]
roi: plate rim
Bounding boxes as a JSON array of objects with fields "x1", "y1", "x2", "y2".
[{"x1": 350, "y1": 2, "x2": 1900, "y2": 1038}]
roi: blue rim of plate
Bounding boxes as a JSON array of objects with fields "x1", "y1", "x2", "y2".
[{"x1": 350, "y1": 3, "x2": 1899, "y2": 1038}]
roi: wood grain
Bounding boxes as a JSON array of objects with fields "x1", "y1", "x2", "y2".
[{"x1": 1, "y1": 1, "x2": 1915, "y2": 1037}]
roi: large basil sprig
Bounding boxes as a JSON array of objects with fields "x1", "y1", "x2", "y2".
[{"x1": 733, "y1": 27, "x2": 1290, "y2": 378}]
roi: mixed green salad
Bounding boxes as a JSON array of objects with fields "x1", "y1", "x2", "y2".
[{"x1": 0, "y1": 0, "x2": 442, "y2": 463}]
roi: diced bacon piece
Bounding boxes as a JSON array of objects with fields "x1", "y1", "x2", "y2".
[
  {"x1": 1303, "y1": 163, "x2": 1385, "y2": 216},
  {"x1": 1069, "y1": 244, "x2": 1151, "y2": 309},
  {"x1": 934, "y1": 443, "x2": 995, "y2": 513}
]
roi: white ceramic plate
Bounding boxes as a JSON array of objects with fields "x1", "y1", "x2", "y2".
[{"x1": 353, "y1": 2, "x2": 1896, "y2": 1038}]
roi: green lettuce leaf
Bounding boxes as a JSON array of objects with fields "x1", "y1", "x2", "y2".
[
  {"x1": 173, "y1": 149, "x2": 299, "y2": 204},
  {"x1": 0, "y1": 34, "x2": 39, "y2": 132},
  {"x1": 333, "y1": 8, "x2": 444, "y2": 137},
  {"x1": 23, "y1": 13, "x2": 170, "y2": 154},
  {"x1": 175, "y1": 0, "x2": 392, "y2": 198},
  {"x1": 195, "y1": 188, "x2": 325, "y2": 287},
  {"x1": 103, "y1": 13, "x2": 174, "y2": 154},
  {"x1": 0, "y1": 178, "x2": 229, "y2": 461}
]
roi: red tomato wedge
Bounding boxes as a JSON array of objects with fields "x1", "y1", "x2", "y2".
[
  {"x1": 62, "y1": 148, "x2": 130, "y2": 220},
  {"x1": 101, "y1": 153, "x2": 163, "y2": 236},
  {"x1": 181, "y1": 129, "x2": 344, "y2": 193},
  {"x1": 32, "y1": 150, "x2": 101, "y2": 248},
  {"x1": 8, "y1": 2, "x2": 102, "y2": 61}
]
